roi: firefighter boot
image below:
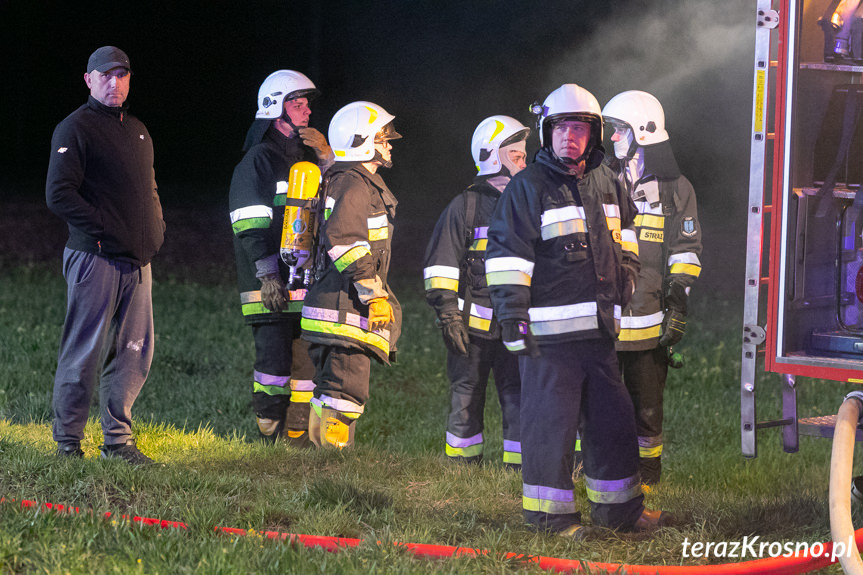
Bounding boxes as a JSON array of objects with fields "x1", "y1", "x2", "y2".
[
  {"x1": 632, "y1": 508, "x2": 674, "y2": 532},
  {"x1": 309, "y1": 404, "x2": 322, "y2": 448},
  {"x1": 256, "y1": 416, "x2": 285, "y2": 444},
  {"x1": 284, "y1": 401, "x2": 312, "y2": 449},
  {"x1": 319, "y1": 407, "x2": 355, "y2": 450}
]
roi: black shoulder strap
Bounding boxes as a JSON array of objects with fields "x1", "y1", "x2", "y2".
[
  {"x1": 460, "y1": 187, "x2": 479, "y2": 330},
  {"x1": 462, "y1": 187, "x2": 478, "y2": 249}
]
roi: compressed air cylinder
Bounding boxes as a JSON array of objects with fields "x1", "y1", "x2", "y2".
[{"x1": 280, "y1": 161, "x2": 321, "y2": 281}]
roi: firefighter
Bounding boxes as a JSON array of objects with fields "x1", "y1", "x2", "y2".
[
  {"x1": 602, "y1": 90, "x2": 702, "y2": 485},
  {"x1": 301, "y1": 101, "x2": 402, "y2": 449},
  {"x1": 423, "y1": 115, "x2": 529, "y2": 467},
  {"x1": 228, "y1": 70, "x2": 334, "y2": 446},
  {"x1": 485, "y1": 84, "x2": 669, "y2": 537}
]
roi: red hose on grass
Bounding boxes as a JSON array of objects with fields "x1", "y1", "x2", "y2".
[{"x1": 3, "y1": 497, "x2": 860, "y2": 574}]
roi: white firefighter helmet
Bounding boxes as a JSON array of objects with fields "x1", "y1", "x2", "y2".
[
  {"x1": 602, "y1": 90, "x2": 669, "y2": 147},
  {"x1": 536, "y1": 84, "x2": 603, "y2": 148},
  {"x1": 471, "y1": 115, "x2": 530, "y2": 176},
  {"x1": 256, "y1": 70, "x2": 320, "y2": 119},
  {"x1": 329, "y1": 101, "x2": 401, "y2": 162}
]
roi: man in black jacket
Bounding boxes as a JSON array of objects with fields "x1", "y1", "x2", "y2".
[{"x1": 46, "y1": 46, "x2": 165, "y2": 464}]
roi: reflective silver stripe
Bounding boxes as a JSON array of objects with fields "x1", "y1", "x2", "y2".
[
  {"x1": 446, "y1": 431, "x2": 482, "y2": 448},
  {"x1": 314, "y1": 394, "x2": 364, "y2": 416},
  {"x1": 522, "y1": 483, "x2": 576, "y2": 514},
  {"x1": 367, "y1": 214, "x2": 388, "y2": 230},
  {"x1": 529, "y1": 301, "x2": 596, "y2": 322},
  {"x1": 668, "y1": 252, "x2": 701, "y2": 267},
  {"x1": 621, "y1": 228, "x2": 638, "y2": 245},
  {"x1": 457, "y1": 299, "x2": 493, "y2": 320},
  {"x1": 584, "y1": 473, "x2": 642, "y2": 504},
  {"x1": 638, "y1": 434, "x2": 663, "y2": 448},
  {"x1": 230, "y1": 205, "x2": 272, "y2": 224},
  {"x1": 290, "y1": 379, "x2": 316, "y2": 392},
  {"x1": 529, "y1": 302, "x2": 599, "y2": 335},
  {"x1": 541, "y1": 205, "x2": 585, "y2": 227},
  {"x1": 540, "y1": 206, "x2": 586, "y2": 240},
  {"x1": 531, "y1": 316, "x2": 598, "y2": 335},
  {"x1": 602, "y1": 203, "x2": 621, "y2": 219},
  {"x1": 637, "y1": 201, "x2": 663, "y2": 215},
  {"x1": 424, "y1": 265, "x2": 460, "y2": 281},
  {"x1": 329, "y1": 240, "x2": 371, "y2": 262},
  {"x1": 302, "y1": 305, "x2": 340, "y2": 323},
  {"x1": 241, "y1": 289, "x2": 306, "y2": 303},
  {"x1": 473, "y1": 226, "x2": 488, "y2": 240},
  {"x1": 485, "y1": 256, "x2": 535, "y2": 277},
  {"x1": 620, "y1": 311, "x2": 664, "y2": 329}
]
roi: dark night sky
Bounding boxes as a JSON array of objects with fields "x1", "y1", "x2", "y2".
[{"x1": 1, "y1": 0, "x2": 756, "y2": 293}]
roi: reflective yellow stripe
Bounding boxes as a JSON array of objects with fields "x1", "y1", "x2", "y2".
[
  {"x1": 635, "y1": 214, "x2": 664, "y2": 228},
  {"x1": 301, "y1": 318, "x2": 389, "y2": 355},
  {"x1": 369, "y1": 227, "x2": 388, "y2": 241},
  {"x1": 242, "y1": 301, "x2": 304, "y2": 316},
  {"x1": 618, "y1": 324, "x2": 662, "y2": 342},
  {"x1": 669, "y1": 263, "x2": 701, "y2": 277},
  {"x1": 446, "y1": 443, "x2": 483, "y2": 458},
  {"x1": 424, "y1": 277, "x2": 459, "y2": 291},
  {"x1": 470, "y1": 238, "x2": 487, "y2": 251},
  {"x1": 335, "y1": 245, "x2": 371, "y2": 272},
  {"x1": 290, "y1": 391, "x2": 314, "y2": 403},
  {"x1": 503, "y1": 451, "x2": 522, "y2": 465},
  {"x1": 468, "y1": 315, "x2": 491, "y2": 331},
  {"x1": 253, "y1": 382, "x2": 291, "y2": 396},
  {"x1": 640, "y1": 444, "x2": 663, "y2": 458},
  {"x1": 486, "y1": 270, "x2": 531, "y2": 286}
]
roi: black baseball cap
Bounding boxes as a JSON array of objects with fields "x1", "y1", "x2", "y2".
[{"x1": 87, "y1": 46, "x2": 132, "y2": 74}]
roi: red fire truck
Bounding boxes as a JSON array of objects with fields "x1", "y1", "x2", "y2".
[{"x1": 743, "y1": 0, "x2": 863, "y2": 456}]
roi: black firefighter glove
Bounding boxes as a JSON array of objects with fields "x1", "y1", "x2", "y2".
[
  {"x1": 501, "y1": 319, "x2": 540, "y2": 358},
  {"x1": 659, "y1": 281, "x2": 688, "y2": 347},
  {"x1": 436, "y1": 308, "x2": 470, "y2": 356},
  {"x1": 260, "y1": 273, "x2": 290, "y2": 312}
]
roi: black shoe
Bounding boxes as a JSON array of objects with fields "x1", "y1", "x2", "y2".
[
  {"x1": 57, "y1": 443, "x2": 84, "y2": 458},
  {"x1": 99, "y1": 439, "x2": 153, "y2": 465}
]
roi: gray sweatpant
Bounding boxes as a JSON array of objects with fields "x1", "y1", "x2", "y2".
[{"x1": 52, "y1": 248, "x2": 155, "y2": 447}]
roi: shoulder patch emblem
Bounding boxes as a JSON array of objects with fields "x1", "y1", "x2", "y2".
[
  {"x1": 57, "y1": 147, "x2": 68, "y2": 154},
  {"x1": 682, "y1": 216, "x2": 697, "y2": 238}
]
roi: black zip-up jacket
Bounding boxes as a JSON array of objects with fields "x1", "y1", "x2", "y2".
[
  {"x1": 46, "y1": 96, "x2": 164, "y2": 266},
  {"x1": 485, "y1": 148, "x2": 640, "y2": 343},
  {"x1": 423, "y1": 177, "x2": 505, "y2": 339}
]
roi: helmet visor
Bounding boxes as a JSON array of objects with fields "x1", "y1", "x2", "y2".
[{"x1": 374, "y1": 121, "x2": 402, "y2": 143}]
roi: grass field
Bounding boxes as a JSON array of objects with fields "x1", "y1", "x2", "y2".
[{"x1": 2, "y1": 247, "x2": 863, "y2": 573}]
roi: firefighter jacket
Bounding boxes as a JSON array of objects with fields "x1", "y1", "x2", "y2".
[
  {"x1": 617, "y1": 174, "x2": 702, "y2": 351},
  {"x1": 301, "y1": 162, "x2": 401, "y2": 364},
  {"x1": 423, "y1": 177, "x2": 505, "y2": 340},
  {"x1": 229, "y1": 124, "x2": 320, "y2": 324},
  {"x1": 485, "y1": 148, "x2": 640, "y2": 344},
  {"x1": 46, "y1": 96, "x2": 165, "y2": 267}
]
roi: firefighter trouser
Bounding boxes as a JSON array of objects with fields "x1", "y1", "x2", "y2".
[
  {"x1": 251, "y1": 321, "x2": 315, "y2": 434},
  {"x1": 520, "y1": 339, "x2": 644, "y2": 532},
  {"x1": 308, "y1": 344, "x2": 371, "y2": 418},
  {"x1": 52, "y1": 249, "x2": 154, "y2": 447},
  {"x1": 445, "y1": 336, "x2": 521, "y2": 466},
  {"x1": 618, "y1": 347, "x2": 668, "y2": 485}
]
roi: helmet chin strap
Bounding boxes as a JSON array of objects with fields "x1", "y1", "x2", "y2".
[
  {"x1": 280, "y1": 106, "x2": 301, "y2": 138},
  {"x1": 372, "y1": 148, "x2": 392, "y2": 169}
]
